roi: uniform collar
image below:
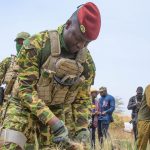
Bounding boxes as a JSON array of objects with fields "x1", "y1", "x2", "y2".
[{"x1": 57, "y1": 25, "x2": 69, "y2": 52}]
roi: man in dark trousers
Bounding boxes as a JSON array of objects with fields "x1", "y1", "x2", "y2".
[
  {"x1": 98, "y1": 87, "x2": 115, "y2": 145},
  {"x1": 127, "y1": 86, "x2": 143, "y2": 141}
]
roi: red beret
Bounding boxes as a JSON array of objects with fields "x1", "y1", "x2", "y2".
[{"x1": 77, "y1": 2, "x2": 101, "y2": 41}]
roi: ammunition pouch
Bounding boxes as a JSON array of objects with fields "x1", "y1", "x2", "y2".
[
  {"x1": 54, "y1": 58, "x2": 83, "y2": 86},
  {"x1": 3, "y1": 55, "x2": 19, "y2": 96},
  {"x1": 4, "y1": 74, "x2": 17, "y2": 96},
  {"x1": 0, "y1": 87, "x2": 4, "y2": 105},
  {"x1": 37, "y1": 30, "x2": 86, "y2": 106}
]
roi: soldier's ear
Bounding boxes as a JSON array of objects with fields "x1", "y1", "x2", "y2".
[{"x1": 65, "y1": 20, "x2": 72, "y2": 29}]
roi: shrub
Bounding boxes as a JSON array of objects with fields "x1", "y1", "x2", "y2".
[{"x1": 110, "y1": 113, "x2": 124, "y2": 129}]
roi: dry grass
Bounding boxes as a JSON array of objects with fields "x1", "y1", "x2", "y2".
[
  {"x1": 51, "y1": 129, "x2": 150, "y2": 150},
  {"x1": 98, "y1": 128, "x2": 150, "y2": 150},
  {"x1": 109, "y1": 128, "x2": 134, "y2": 150},
  {"x1": 50, "y1": 141, "x2": 84, "y2": 150},
  {"x1": 91, "y1": 128, "x2": 134, "y2": 150},
  {"x1": 50, "y1": 113, "x2": 150, "y2": 150}
]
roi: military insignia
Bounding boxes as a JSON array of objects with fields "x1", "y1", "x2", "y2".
[{"x1": 80, "y1": 25, "x2": 86, "y2": 33}]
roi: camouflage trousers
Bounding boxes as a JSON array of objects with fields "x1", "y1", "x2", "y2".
[
  {"x1": 0, "y1": 101, "x2": 67, "y2": 150},
  {"x1": 137, "y1": 120, "x2": 150, "y2": 150}
]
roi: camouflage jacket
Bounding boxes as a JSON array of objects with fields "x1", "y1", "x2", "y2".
[
  {"x1": 0, "y1": 57, "x2": 11, "y2": 85},
  {"x1": 16, "y1": 26, "x2": 96, "y2": 131},
  {"x1": 138, "y1": 85, "x2": 150, "y2": 121}
]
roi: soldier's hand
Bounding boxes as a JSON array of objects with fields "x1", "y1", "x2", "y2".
[
  {"x1": 75, "y1": 128, "x2": 90, "y2": 143},
  {"x1": 51, "y1": 120, "x2": 68, "y2": 143}
]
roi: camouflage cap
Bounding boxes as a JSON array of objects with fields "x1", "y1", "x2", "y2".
[
  {"x1": 14, "y1": 32, "x2": 30, "y2": 41},
  {"x1": 99, "y1": 86, "x2": 107, "y2": 92}
]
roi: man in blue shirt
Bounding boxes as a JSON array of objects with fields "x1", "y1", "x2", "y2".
[{"x1": 98, "y1": 87, "x2": 115, "y2": 145}]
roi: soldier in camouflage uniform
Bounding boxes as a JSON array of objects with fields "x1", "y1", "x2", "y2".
[
  {"x1": 0, "y1": 2, "x2": 101, "y2": 150},
  {"x1": 137, "y1": 85, "x2": 150, "y2": 150},
  {"x1": 0, "y1": 32, "x2": 30, "y2": 108}
]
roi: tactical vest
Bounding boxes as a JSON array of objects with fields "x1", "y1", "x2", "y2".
[
  {"x1": 37, "y1": 30, "x2": 87, "y2": 105},
  {"x1": 3, "y1": 55, "x2": 19, "y2": 96}
]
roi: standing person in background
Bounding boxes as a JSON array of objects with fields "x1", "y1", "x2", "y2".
[
  {"x1": 137, "y1": 85, "x2": 150, "y2": 150},
  {"x1": 98, "y1": 87, "x2": 115, "y2": 146},
  {"x1": 127, "y1": 86, "x2": 143, "y2": 141},
  {"x1": 90, "y1": 87, "x2": 99, "y2": 149},
  {"x1": 0, "y1": 32, "x2": 30, "y2": 109}
]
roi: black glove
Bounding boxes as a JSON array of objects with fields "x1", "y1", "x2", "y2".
[{"x1": 75, "y1": 128, "x2": 90, "y2": 143}]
